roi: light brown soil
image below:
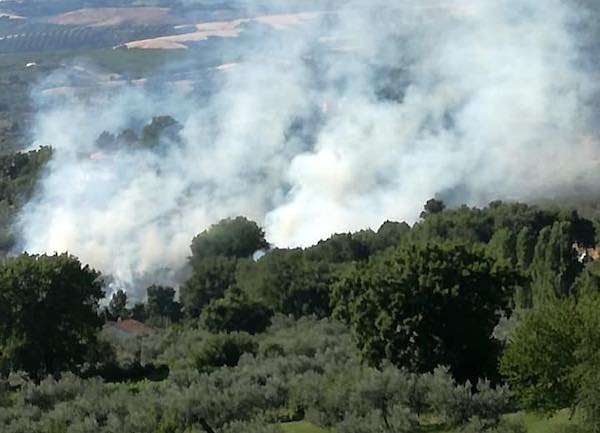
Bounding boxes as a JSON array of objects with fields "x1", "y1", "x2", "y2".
[{"x1": 125, "y1": 12, "x2": 320, "y2": 50}]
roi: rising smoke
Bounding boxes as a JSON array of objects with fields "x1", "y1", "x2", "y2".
[{"x1": 15, "y1": 0, "x2": 600, "y2": 296}]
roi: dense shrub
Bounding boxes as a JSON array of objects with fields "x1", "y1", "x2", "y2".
[
  {"x1": 336, "y1": 406, "x2": 417, "y2": 433},
  {"x1": 201, "y1": 289, "x2": 273, "y2": 334},
  {"x1": 427, "y1": 367, "x2": 512, "y2": 428},
  {"x1": 195, "y1": 333, "x2": 258, "y2": 373}
]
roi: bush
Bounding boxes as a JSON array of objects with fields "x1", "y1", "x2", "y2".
[
  {"x1": 427, "y1": 367, "x2": 512, "y2": 428},
  {"x1": 181, "y1": 256, "x2": 238, "y2": 319},
  {"x1": 190, "y1": 217, "x2": 269, "y2": 263},
  {"x1": 500, "y1": 299, "x2": 578, "y2": 412},
  {"x1": 201, "y1": 289, "x2": 273, "y2": 334},
  {"x1": 195, "y1": 333, "x2": 258, "y2": 373},
  {"x1": 336, "y1": 406, "x2": 417, "y2": 433}
]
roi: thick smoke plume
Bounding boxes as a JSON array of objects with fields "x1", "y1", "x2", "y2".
[{"x1": 15, "y1": 0, "x2": 600, "y2": 295}]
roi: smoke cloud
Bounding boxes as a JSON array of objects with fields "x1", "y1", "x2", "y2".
[{"x1": 15, "y1": 0, "x2": 600, "y2": 295}]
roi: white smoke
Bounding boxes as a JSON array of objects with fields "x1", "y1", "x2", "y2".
[{"x1": 16, "y1": 0, "x2": 600, "y2": 295}]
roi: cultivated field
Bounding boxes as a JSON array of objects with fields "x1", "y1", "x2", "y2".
[
  {"x1": 47, "y1": 7, "x2": 181, "y2": 27},
  {"x1": 125, "y1": 13, "x2": 321, "y2": 50}
]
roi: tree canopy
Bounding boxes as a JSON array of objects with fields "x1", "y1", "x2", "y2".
[
  {"x1": 500, "y1": 299, "x2": 579, "y2": 413},
  {"x1": 190, "y1": 216, "x2": 269, "y2": 265},
  {"x1": 333, "y1": 241, "x2": 520, "y2": 382},
  {"x1": 0, "y1": 253, "x2": 104, "y2": 379}
]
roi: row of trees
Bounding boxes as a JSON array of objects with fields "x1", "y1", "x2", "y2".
[
  {"x1": 1, "y1": 198, "x2": 599, "y2": 430},
  {"x1": 176, "y1": 201, "x2": 597, "y2": 383},
  {"x1": 0, "y1": 21, "x2": 179, "y2": 54}
]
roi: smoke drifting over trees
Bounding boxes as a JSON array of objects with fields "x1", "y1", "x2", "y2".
[{"x1": 14, "y1": 0, "x2": 600, "y2": 294}]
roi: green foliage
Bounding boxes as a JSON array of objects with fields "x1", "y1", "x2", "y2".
[
  {"x1": 335, "y1": 405, "x2": 417, "y2": 433},
  {"x1": 190, "y1": 216, "x2": 269, "y2": 264},
  {"x1": 180, "y1": 256, "x2": 237, "y2": 319},
  {"x1": 333, "y1": 241, "x2": 518, "y2": 382},
  {"x1": 305, "y1": 233, "x2": 369, "y2": 263},
  {"x1": 515, "y1": 227, "x2": 536, "y2": 271},
  {"x1": 195, "y1": 333, "x2": 258, "y2": 373},
  {"x1": 420, "y1": 198, "x2": 446, "y2": 218},
  {"x1": 0, "y1": 146, "x2": 52, "y2": 254},
  {"x1": 530, "y1": 222, "x2": 582, "y2": 305},
  {"x1": 427, "y1": 367, "x2": 512, "y2": 428},
  {"x1": 131, "y1": 302, "x2": 147, "y2": 322},
  {"x1": 141, "y1": 115, "x2": 182, "y2": 148},
  {"x1": 108, "y1": 289, "x2": 129, "y2": 321},
  {"x1": 0, "y1": 314, "x2": 524, "y2": 433},
  {"x1": 487, "y1": 228, "x2": 517, "y2": 266},
  {"x1": 237, "y1": 249, "x2": 333, "y2": 318},
  {"x1": 572, "y1": 292, "x2": 600, "y2": 429},
  {"x1": 573, "y1": 261, "x2": 600, "y2": 296},
  {"x1": 411, "y1": 204, "x2": 494, "y2": 244},
  {"x1": 500, "y1": 299, "x2": 579, "y2": 413},
  {"x1": 1, "y1": 199, "x2": 598, "y2": 431},
  {"x1": 412, "y1": 200, "x2": 594, "y2": 257},
  {"x1": 201, "y1": 288, "x2": 273, "y2": 334},
  {"x1": 0, "y1": 253, "x2": 104, "y2": 379},
  {"x1": 369, "y1": 220, "x2": 411, "y2": 252},
  {"x1": 146, "y1": 285, "x2": 182, "y2": 323}
]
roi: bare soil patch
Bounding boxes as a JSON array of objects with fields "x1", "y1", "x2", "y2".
[{"x1": 125, "y1": 12, "x2": 319, "y2": 50}]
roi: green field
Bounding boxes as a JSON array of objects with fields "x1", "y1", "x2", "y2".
[
  {"x1": 519, "y1": 410, "x2": 582, "y2": 433},
  {"x1": 280, "y1": 410, "x2": 585, "y2": 433}
]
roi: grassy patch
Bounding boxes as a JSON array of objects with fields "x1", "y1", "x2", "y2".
[
  {"x1": 518, "y1": 409, "x2": 583, "y2": 433},
  {"x1": 280, "y1": 421, "x2": 329, "y2": 433},
  {"x1": 280, "y1": 410, "x2": 586, "y2": 433},
  {"x1": 423, "y1": 410, "x2": 585, "y2": 433}
]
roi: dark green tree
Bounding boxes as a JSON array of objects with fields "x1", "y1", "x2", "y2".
[
  {"x1": 373, "y1": 220, "x2": 411, "y2": 251},
  {"x1": 237, "y1": 249, "x2": 332, "y2": 318},
  {"x1": 190, "y1": 217, "x2": 269, "y2": 265},
  {"x1": 180, "y1": 256, "x2": 237, "y2": 319},
  {"x1": 332, "y1": 241, "x2": 519, "y2": 382},
  {"x1": 146, "y1": 285, "x2": 182, "y2": 323},
  {"x1": 412, "y1": 204, "x2": 493, "y2": 244},
  {"x1": 141, "y1": 115, "x2": 182, "y2": 147},
  {"x1": 420, "y1": 198, "x2": 446, "y2": 218},
  {"x1": 108, "y1": 289, "x2": 129, "y2": 320},
  {"x1": 195, "y1": 333, "x2": 257, "y2": 374},
  {"x1": 0, "y1": 146, "x2": 52, "y2": 254},
  {"x1": 530, "y1": 221, "x2": 582, "y2": 306},
  {"x1": 0, "y1": 253, "x2": 104, "y2": 379},
  {"x1": 130, "y1": 302, "x2": 147, "y2": 322},
  {"x1": 305, "y1": 233, "x2": 369, "y2": 263},
  {"x1": 201, "y1": 288, "x2": 272, "y2": 334}
]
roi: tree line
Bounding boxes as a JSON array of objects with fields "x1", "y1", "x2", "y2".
[{"x1": 1, "y1": 199, "x2": 600, "y2": 431}]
